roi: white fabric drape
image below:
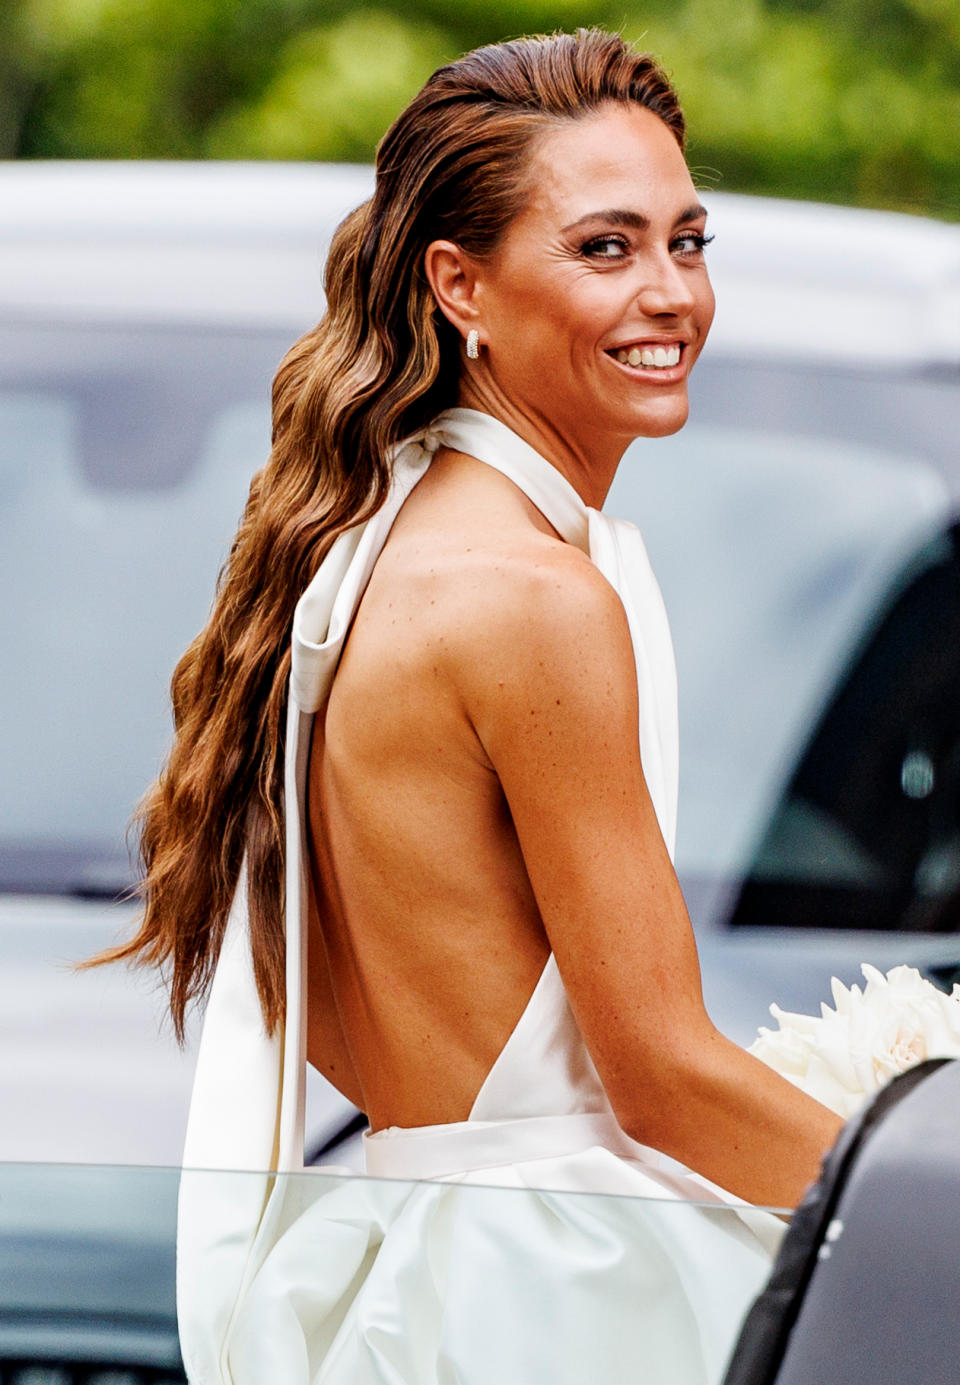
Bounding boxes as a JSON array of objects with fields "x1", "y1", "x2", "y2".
[{"x1": 176, "y1": 409, "x2": 779, "y2": 1385}]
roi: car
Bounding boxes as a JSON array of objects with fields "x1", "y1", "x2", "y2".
[{"x1": 2, "y1": 160, "x2": 960, "y2": 1183}]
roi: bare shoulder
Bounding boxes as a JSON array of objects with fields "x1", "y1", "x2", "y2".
[
  {"x1": 438, "y1": 533, "x2": 639, "y2": 766},
  {"x1": 360, "y1": 452, "x2": 637, "y2": 751},
  {"x1": 468, "y1": 535, "x2": 624, "y2": 640}
]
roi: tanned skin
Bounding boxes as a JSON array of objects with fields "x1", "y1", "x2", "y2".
[{"x1": 306, "y1": 103, "x2": 842, "y2": 1210}]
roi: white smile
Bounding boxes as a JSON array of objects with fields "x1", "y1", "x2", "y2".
[{"x1": 611, "y1": 344, "x2": 682, "y2": 369}]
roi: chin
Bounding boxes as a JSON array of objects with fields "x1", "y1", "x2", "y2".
[
  {"x1": 624, "y1": 400, "x2": 690, "y2": 440},
  {"x1": 642, "y1": 414, "x2": 689, "y2": 438}
]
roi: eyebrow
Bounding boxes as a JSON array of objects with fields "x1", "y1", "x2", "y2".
[{"x1": 561, "y1": 203, "x2": 708, "y2": 233}]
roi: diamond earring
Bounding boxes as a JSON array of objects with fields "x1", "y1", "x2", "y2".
[{"x1": 466, "y1": 329, "x2": 480, "y2": 360}]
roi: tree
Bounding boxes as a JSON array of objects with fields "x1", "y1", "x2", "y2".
[{"x1": 5, "y1": 0, "x2": 958, "y2": 218}]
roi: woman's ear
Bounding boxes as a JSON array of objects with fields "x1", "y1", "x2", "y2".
[{"x1": 423, "y1": 239, "x2": 482, "y2": 342}]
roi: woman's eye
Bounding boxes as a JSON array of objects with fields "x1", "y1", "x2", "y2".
[
  {"x1": 581, "y1": 235, "x2": 629, "y2": 260},
  {"x1": 671, "y1": 231, "x2": 714, "y2": 258}
]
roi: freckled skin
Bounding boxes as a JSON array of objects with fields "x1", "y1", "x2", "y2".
[
  {"x1": 307, "y1": 455, "x2": 562, "y2": 1126},
  {"x1": 306, "y1": 103, "x2": 841, "y2": 1205}
]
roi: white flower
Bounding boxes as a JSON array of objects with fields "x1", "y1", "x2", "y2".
[{"x1": 749, "y1": 964, "x2": 960, "y2": 1118}]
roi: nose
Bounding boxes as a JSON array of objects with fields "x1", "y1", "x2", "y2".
[{"x1": 636, "y1": 253, "x2": 698, "y2": 319}]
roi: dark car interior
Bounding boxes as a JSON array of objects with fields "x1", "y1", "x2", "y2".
[{"x1": 731, "y1": 520, "x2": 960, "y2": 939}]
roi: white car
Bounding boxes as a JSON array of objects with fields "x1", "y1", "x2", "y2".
[{"x1": 2, "y1": 162, "x2": 959, "y2": 1171}]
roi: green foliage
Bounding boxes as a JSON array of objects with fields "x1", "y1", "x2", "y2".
[
  {"x1": 204, "y1": 11, "x2": 452, "y2": 161},
  {"x1": 635, "y1": 0, "x2": 960, "y2": 215},
  {"x1": 4, "y1": 0, "x2": 959, "y2": 218}
]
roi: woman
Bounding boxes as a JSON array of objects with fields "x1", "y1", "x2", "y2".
[{"x1": 106, "y1": 27, "x2": 842, "y2": 1385}]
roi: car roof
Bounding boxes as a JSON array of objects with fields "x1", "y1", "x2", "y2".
[
  {"x1": 703, "y1": 192, "x2": 960, "y2": 366},
  {"x1": 1, "y1": 160, "x2": 958, "y2": 363},
  {"x1": 0, "y1": 161, "x2": 374, "y2": 329}
]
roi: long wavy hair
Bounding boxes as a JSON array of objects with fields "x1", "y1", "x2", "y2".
[{"x1": 92, "y1": 28, "x2": 685, "y2": 1040}]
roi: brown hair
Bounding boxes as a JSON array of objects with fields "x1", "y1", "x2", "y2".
[{"x1": 93, "y1": 28, "x2": 685, "y2": 1040}]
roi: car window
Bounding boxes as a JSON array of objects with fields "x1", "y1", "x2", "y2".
[
  {"x1": 609, "y1": 365, "x2": 954, "y2": 886},
  {"x1": 0, "y1": 1160, "x2": 788, "y2": 1383},
  {"x1": 0, "y1": 322, "x2": 291, "y2": 893},
  {"x1": 730, "y1": 523, "x2": 960, "y2": 932}
]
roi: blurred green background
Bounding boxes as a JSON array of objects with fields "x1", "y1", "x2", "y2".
[{"x1": 3, "y1": 0, "x2": 958, "y2": 217}]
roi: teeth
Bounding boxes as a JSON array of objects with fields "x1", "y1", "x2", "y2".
[{"x1": 613, "y1": 344, "x2": 682, "y2": 369}]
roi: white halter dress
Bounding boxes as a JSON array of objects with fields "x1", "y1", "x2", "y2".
[{"x1": 177, "y1": 408, "x2": 782, "y2": 1385}]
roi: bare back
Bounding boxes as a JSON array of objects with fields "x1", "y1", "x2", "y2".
[{"x1": 306, "y1": 449, "x2": 579, "y2": 1130}]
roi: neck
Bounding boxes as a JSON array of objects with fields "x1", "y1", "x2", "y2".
[{"x1": 456, "y1": 373, "x2": 624, "y2": 509}]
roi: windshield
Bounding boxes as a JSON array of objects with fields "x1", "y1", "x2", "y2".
[{"x1": 2, "y1": 322, "x2": 958, "y2": 909}]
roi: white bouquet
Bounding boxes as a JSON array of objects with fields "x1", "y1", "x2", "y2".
[{"x1": 749, "y1": 964, "x2": 960, "y2": 1118}]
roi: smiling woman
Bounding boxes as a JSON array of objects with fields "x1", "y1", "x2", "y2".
[
  {"x1": 424, "y1": 103, "x2": 716, "y2": 493},
  {"x1": 95, "y1": 27, "x2": 844, "y2": 1385}
]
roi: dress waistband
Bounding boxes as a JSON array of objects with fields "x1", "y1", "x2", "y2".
[{"x1": 362, "y1": 1110, "x2": 654, "y2": 1182}]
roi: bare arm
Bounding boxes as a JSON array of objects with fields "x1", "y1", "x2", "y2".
[{"x1": 459, "y1": 550, "x2": 842, "y2": 1208}]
